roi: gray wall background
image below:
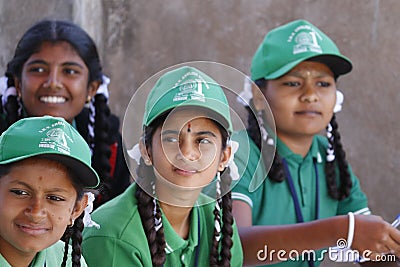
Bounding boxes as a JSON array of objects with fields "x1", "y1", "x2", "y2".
[{"x1": 0, "y1": 1, "x2": 398, "y2": 266}]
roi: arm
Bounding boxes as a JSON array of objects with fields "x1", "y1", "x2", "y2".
[{"x1": 233, "y1": 200, "x2": 400, "y2": 266}]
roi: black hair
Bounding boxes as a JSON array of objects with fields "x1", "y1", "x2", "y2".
[
  {"x1": 0, "y1": 160, "x2": 86, "y2": 267},
  {"x1": 135, "y1": 110, "x2": 234, "y2": 266},
  {"x1": 3, "y1": 19, "x2": 116, "y2": 208},
  {"x1": 249, "y1": 78, "x2": 352, "y2": 200}
]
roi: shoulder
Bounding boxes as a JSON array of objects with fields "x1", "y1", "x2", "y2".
[
  {"x1": 40, "y1": 240, "x2": 87, "y2": 266},
  {"x1": 83, "y1": 184, "x2": 142, "y2": 242}
]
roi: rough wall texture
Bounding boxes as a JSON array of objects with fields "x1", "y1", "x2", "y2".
[{"x1": 0, "y1": 1, "x2": 398, "y2": 266}]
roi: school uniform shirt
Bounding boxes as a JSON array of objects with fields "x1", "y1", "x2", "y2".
[
  {"x1": 0, "y1": 240, "x2": 88, "y2": 267},
  {"x1": 232, "y1": 131, "x2": 370, "y2": 267},
  {"x1": 82, "y1": 183, "x2": 243, "y2": 267}
]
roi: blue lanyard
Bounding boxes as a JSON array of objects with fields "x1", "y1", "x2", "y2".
[{"x1": 282, "y1": 158, "x2": 319, "y2": 267}]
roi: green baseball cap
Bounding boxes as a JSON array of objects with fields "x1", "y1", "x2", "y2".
[
  {"x1": 143, "y1": 66, "x2": 233, "y2": 133},
  {"x1": 251, "y1": 19, "x2": 352, "y2": 80},
  {"x1": 0, "y1": 116, "x2": 99, "y2": 188}
]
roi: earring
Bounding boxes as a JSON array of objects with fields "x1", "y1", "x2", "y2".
[
  {"x1": 69, "y1": 218, "x2": 75, "y2": 227},
  {"x1": 144, "y1": 158, "x2": 152, "y2": 165},
  {"x1": 86, "y1": 95, "x2": 92, "y2": 104}
]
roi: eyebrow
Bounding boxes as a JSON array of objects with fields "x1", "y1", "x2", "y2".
[
  {"x1": 161, "y1": 129, "x2": 217, "y2": 138},
  {"x1": 25, "y1": 59, "x2": 85, "y2": 69},
  {"x1": 9, "y1": 180, "x2": 71, "y2": 193}
]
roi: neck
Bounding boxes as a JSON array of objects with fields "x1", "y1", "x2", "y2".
[
  {"x1": 159, "y1": 201, "x2": 192, "y2": 239},
  {"x1": 278, "y1": 133, "x2": 314, "y2": 157},
  {"x1": 0, "y1": 242, "x2": 37, "y2": 267}
]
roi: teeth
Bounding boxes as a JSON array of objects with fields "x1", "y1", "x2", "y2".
[{"x1": 40, "y1": 96, "x2": 66, "y2": 104}]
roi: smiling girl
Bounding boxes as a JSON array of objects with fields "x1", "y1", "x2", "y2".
[
  {"x1": 0, "y1": 116, "x2": 99, "y2": 267},
  {"x1": 82, "y1": 66, "x2": 243, "y2": 266},
  {"x1": 2, "y1": 20, "x2": 130, "y2": 208}
]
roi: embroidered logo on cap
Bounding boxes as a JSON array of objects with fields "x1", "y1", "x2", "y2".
[
  {"x1": 287, "y1": 25, "x2": 323, "y2": 55},
  {"x1": 38, "y1": 121, "x2": 73, "y2": 155},
  {"x1": 172, "y1": 71, "x2": 209, "y2": 103}
]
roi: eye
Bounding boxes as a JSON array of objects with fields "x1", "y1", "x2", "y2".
[
  {"x1": 28, "y1": 66, "x2": 46, "y2": 73},
  {"x1": 63, "y1": 68, "x2": 80, "y2": 75},
  {"x1": 47, "y1": 195, "x2": 66, "y2": 202},
  {"x1": 316, "y1": 81, "x2": 332, "y2": 87},
  {"x1": 162, "y1": 136, "x2": 179, "y2": 143},
  {"x1": 283, "y1": 81, "x2": 301, "y2": 87},
  {"x1": 10, "y1": 189, "x2": 29, "y2": 196},
  {"x1": 198, "y1": 137, "x2": 213, "y2": 145}
]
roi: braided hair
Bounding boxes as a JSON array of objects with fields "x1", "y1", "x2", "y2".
[
  {"x1": 250, "y1": 78, "x2": 352, "y2": 200},
  {"x1": 3, "y1": 20, "x2": 113, "y2": 207},
  {"x1": 136, "y1": 111, "x2": 234, "y2": 266}
]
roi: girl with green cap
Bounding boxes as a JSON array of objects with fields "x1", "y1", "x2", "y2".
[
  {"x1": 82, "y1": 65, "x2": 243, "y2": 266},
  {"x1": 0, "y1": 116, "x2": 100, "y2": 267},
  {"x1": 232, "y1": 19, "x2": 400, "y2": 266}
]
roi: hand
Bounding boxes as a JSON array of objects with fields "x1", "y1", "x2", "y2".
[{"x1": 352, "y1": 215, "x2": 400, "y2": 259}]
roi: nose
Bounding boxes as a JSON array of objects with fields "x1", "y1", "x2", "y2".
[
  {"x1": 25, "y1": 197, "x2": 46, "y2": 222},
  {"x1": 177, "y1": 140, "x2": 200, "y2": 162},
  {"x1": 299, "y1": 83, "x2": 318, "y2": 103},
  {"x1": 42, "y1": 70, "x2": 62, "y2": 90}
]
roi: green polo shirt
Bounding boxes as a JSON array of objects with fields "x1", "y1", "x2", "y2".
[
  {"x1": 82, "y1": 183, "x2": 243, "y2": 266},
  {"x1": 232, "y1": 131, "x2": 369, "y2": 267},
  {"x1": 0, "y1": 240, "x2": 87, "y2": 267}
]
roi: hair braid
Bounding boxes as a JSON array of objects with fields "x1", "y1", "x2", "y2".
[
  {"x1": 325, "y1": 121, "x2": 339, "y2": 199},
  {"x1": 135, "y1": 163, "x2": 166, "y2": 267},
  {"x1": 61, "y1": 233, "x2": 70, "y2": 267},
  {"x1": 92, "y1": 94, "x2": 112, "y2": 207},
  {"x1": 2, "y1": 74, "x2": 21, "y2": 131},
  {"x1": 70, "y1": 212, "x2": 84, "y2": 267},
  {"x1": 246, "y1": 97, "x2": 285, "y2": 183},
  {"x1": 60, "y1": 213, "x2": 84, "y2": 267},
  {"x1": 210, "y1": 168, "x2": 233, "y2": 266},
  {"x1": 219, "y1": 168, "x2": 233, "y2": 266},
  {"x1": 330, "y1": 114, "x2": 352, "y2": 199}
]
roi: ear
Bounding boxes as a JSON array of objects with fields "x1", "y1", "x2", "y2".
[
  {"x1": 87, "y1": 80, "x2": 101, "y2": 99},
  {"x1": 218, "y1": 145, "x2": 232, "y2": 172},
  {"x1": 251, "y1": 83, "x2": 268, "y2": 111},
  {"x1": 70, "y1": 193, "x2": 89, "y2": 222},
  {"x1": 14, "y1": 77, "x2": 22, "y2": 97},
  {"x1": 139, "y1": 137, "x2": 152, "y2": 166}
]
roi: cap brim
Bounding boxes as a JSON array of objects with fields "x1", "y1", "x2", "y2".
[
  {"x1": 40, "y1": 154, "x2": 99, "y2": 188},
  {"x1": 0, "y1": 153, "x2": 99, "y2": 188},
  {"x1": 264, "y1": 54, "x2": 353, "y2": 80}
]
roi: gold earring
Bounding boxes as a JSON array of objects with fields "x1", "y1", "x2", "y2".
[{"x1": 86, "y1": 96, "x2": 92, "y2": 104}]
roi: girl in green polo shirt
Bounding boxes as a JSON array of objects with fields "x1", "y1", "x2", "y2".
[
  {"x1": 82, "y1": 65, "x2": 243, "y2": 266},
  {"x1": 232, "y1": 19, "x2": 400, "y2": 266},
  {"x1": 0, "y1": 116, "x2": 100, "y2": 267}
]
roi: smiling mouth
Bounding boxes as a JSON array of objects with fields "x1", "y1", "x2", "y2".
[
  {"x1": 40, "y1": 96, "x2": 66, "y2": 104},
  {"x1": 174, "y1": 168, "x2": 198, "y2": 176},
  {"x1": 17, "y1": 224, "x2": 50, "y2": 235}
]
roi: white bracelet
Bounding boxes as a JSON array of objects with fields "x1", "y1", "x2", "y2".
[{"x1": 347, "y1": 212, "x2": 355, "y2": 248}]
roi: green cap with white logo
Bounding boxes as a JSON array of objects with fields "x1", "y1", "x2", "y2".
[
  {"x1": 143, "y1": 66, "x2": 233, "y2": 133},
  {"x1": 251, "y1": 19, "x2": 352, "y2": 80},
  {"x1": 0, "y1": 116, "x2": 99, "y2": 188}
]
